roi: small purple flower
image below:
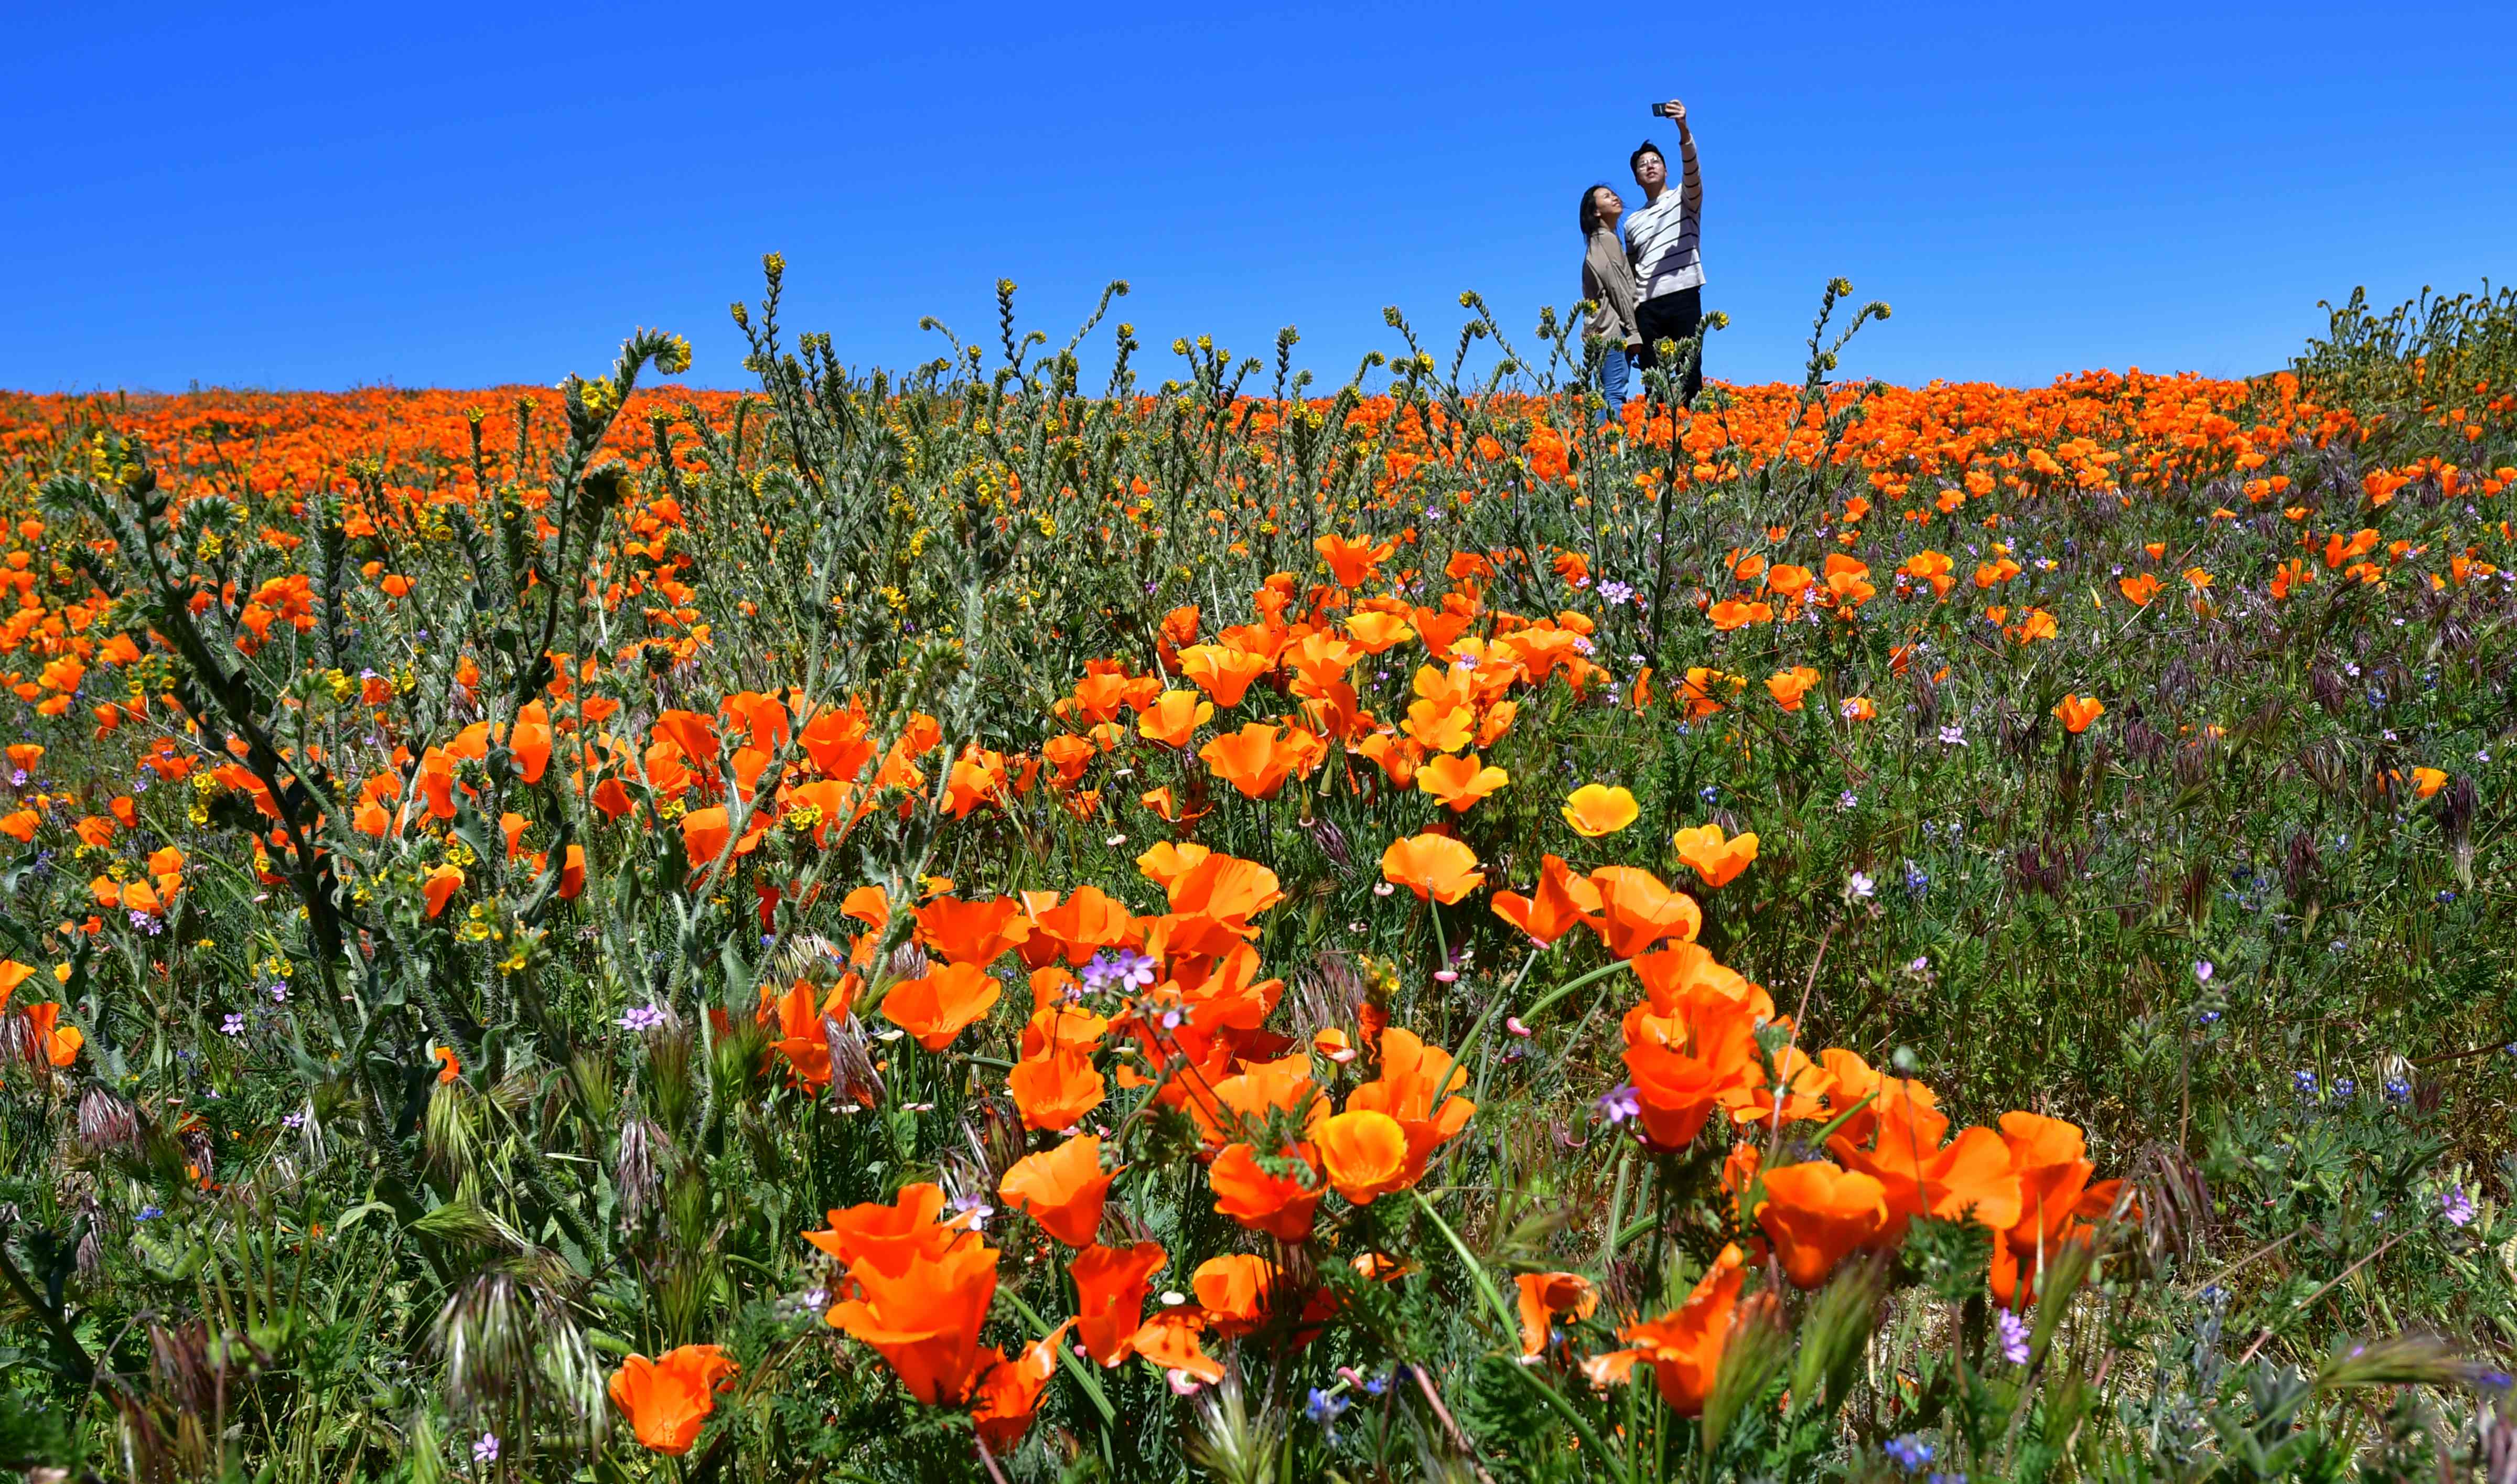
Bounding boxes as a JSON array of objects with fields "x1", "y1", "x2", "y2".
[
  {"x1": 1599, "y1": 581, "x2": 1635, "y2": 606},
  {"x1": 1884, "y1": 1435, "x2": 1934, "y2": 1472},
  {"x1": 1939, "y1": 724, "x2": 1966, "y2": 747},
  {"x1": 1597, "y1": 1083, "x2": 1641, "y2": 1125},
  {"x1": 2293, "y1": 1069, "x2": 2318, "y2": 1096},
  {"x1": 1847, "y1": 871, "x2": 1876, "y2": 900},
  {"x1": 1995, "y1": 1308, "x2": 2030, "y2": 1365},
  {"x1": 949, "y1": 1193, "x2": 995, "y2": 1232},
  {"x1": 2192, "y1": 960, "x2": 2213, "y2": 983},
  {"x1": 131, "y1": 910, "x2": 164, "y2": 935},
  {"x1": 2197, "y1": 1010, "x2": 2221, "y2": 1025},
  {"x1": 618, "y1": 1004, "x2": 669, "y2": 1033},
  {"x1": 282, "y1": 1110, "x2": 308, "y2": 1130},
  {"x1": 472, "y1": 1433, "x2": 500, "y2": 1464},
  {"x1": 135, "y1": 1205, "x2": 164, "y2": 1222},
  {"x1": 268, "y1": 982, "x2": 289, "y2": 1004},
  {"x1": 221, "y1": 1013, "x2": 246, "y2": 1037},
  {"x1": 1082, "y1": 948, "x2": 1157, "y2": 994},
  {"x1": 2442, "y1": 1185, "x2": 2476, "y2": 1228},
  {"x1": 1903, "y1": 863, "x2": 1930, "y2": 896}
]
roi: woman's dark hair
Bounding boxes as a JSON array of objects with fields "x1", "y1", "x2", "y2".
[{"x1": 1578, "y1": 182, "x2": 1615, "y2": 238}]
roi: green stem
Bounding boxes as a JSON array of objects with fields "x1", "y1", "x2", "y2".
[
  {"x1": 1450, "y1": 955, "x2": 1636, "y2": 1119},
  {"x1": 1412, "y1": 1188, "x2": 1629, "y2": 1482},
  {"x1": 1002, "y1": 1290, "x2": 1116, "y2": 1427}
]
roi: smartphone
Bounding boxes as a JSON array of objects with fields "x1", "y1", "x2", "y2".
[{"x1": 1650, "y1": 102, "x2": 1679, "y2": 117}]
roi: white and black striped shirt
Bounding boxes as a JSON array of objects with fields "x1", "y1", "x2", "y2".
[{"x1": 1623, "y1": 131, "x2": 1703, "y2": 300}]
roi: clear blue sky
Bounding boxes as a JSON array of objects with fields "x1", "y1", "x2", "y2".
[{"x1": 5, "y1": 2, "x2": 2509, "y2": 394}]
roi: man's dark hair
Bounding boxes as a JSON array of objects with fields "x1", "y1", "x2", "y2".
[
  {"x1": 1577, "y1": 182, "x2": 1615, "y2": 238},
  {"x1": 1630, "y1": 139, "x2": 1664, "y2": 174}
]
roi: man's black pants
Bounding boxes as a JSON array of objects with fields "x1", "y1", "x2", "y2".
[{"x1": 1632, "y1": 287, "x2": 1704, "y2": 406}]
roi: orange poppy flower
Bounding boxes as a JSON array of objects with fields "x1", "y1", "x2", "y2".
[
  {"x1": 1765, "y1": 666, "x2": 1820, "y2": 712},
  {"x1": 1755, "y1": 1161, "x2": 1889, "y2": 1287},
  {"x1": 1617, "y1": 958, "x2": 1767, "y2": 1148},
  {"x1": 1196, "y1": 1051, "x2": 1326, "y2": 1145},
  {"x1": 880, "y1": 962, "x2": 1004, "y2": 1050},
  {"x1": 1707, "y1": 598, "x2": 1773, "y2": 631},
  {"x1": 1008, "y1": 1048, "x2": 1106, "y2": 1132},
  {"x1": 1380, "y1": 833, "x2": 1485, "y2": 904},
  {"x1": 803, "y1": 1183, "x2": 968, "y2": 1270},
  {"x1": 1343, "y1": 1028, "x2": 1474, "y2": 1182},
  {"x1": 1582, "y1": 1244, "x2": 1745, "y2": 1416},
  {"x1": 1415, "y1": 751, "x2": 1509, "y2": 813},
  {"x1": 999, "y1": 1133, "x2": 1116, "y2": 1246},
  {"x1": 1584, "y1": 866, "x2": 1701, "y2": 958},
  {"x1": 971, "y1": 1321, "x2": 1073, "y2": 1449},
  {"x1": 2411, "y1": 766, "x2": 2449, "y2": 799},
  {"x1": 913, "y1": 895, "x2": 1032, "y2": 966},
  {"x1": 422, "y1": 864, "x2": 464, "y2": 919},
  {"x1": 0, "y1": 960, "x2": 32, "y2": 1011},
  {"x1": 680, "y1": 805, "x2": 733, "y2": 869},
  {"x1": 1559, "y1": 784, "x2": 1639, "y2": 837},
  {"x1": 1024, "y1": 884, "x2": 1136, "y2": 966},
  {"x1": 1162, "y1": 848, "x2": 1286, "y2": 930},
  {"x1": 1137, "y1": 690, "x2": 1214, "y2": 748},
  {"x1": 1175, "y1": 643, "x2": 1273, "y2": 708},
  {"x1": 2052, "y1": 693, "x2": 2104, "y2": 734},
  {"x1": 1191, "y1": 1254, "x2": 1282, "y2": 1336},
  {"x1": 1813, "y1": 1048, "x2": 1938, "y2": 1147},
  {"x1": 1987, "y1": 1111, "x2": 2126, "y2": 1306},
  {"x1": 1199, "y1": 722, "x2": 1309, "y2": 799},
  {"x1": 21, "y1": 1003, "x2": 83, "y2": 1068},
  {"x1": 1314, "y1": 1109, "x2": 1410, "y2": 1203},
  {"x1": 1344, "y1": 610, "x2": 1416, "y2": 653},
  {"x1": 1126, "y1": 1306, "x2": 1225, "y2": 1383},
  {"x1": 1317, "y1": 533, "x2": 1396, "y2": 588},
  {"x1": 1515, "y1": 1271, "x2": 1600, "y2": 1356},
  {"x1": 1207, "y1": 1141, "x2": 1322, "y2": 1241},
  {"x1": 1827, "y1": 1094, "x2": 2021, "y2": 1244},
  {"x1": 1070, "y1": 1241, "x2": 1167, "y2": 1366},
  {"x1": 828, "y1": 1236, "x2": 1001, "y2": 1404},
  {"x1": 607, "y1": 1345, "x2": 738, "y2": 1455},
  {"x1": 1492, "y1": 854, "x2": 1605, "y2": 947},
  {"x1": 1670, "y1": 824, "x2": 1759, "y2": 889}
]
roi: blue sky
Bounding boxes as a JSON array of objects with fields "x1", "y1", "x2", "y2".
[{"x1": 3, "y1": 2, "x2": 2508, "y2": 393}]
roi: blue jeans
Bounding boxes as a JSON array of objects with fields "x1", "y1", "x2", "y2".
[{"x1": 1598, "y1": 347, "x2": 1630, "y2": 424}]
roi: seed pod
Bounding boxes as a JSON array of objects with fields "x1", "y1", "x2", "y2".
[
  {"x1": 78, "y1": 1085, "x2": 139, "y2": 1153},
  {"x1": 613, "y1": 1114, "x2": 663, "y2": 1230}
]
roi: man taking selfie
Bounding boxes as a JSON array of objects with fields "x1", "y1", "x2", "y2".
[{"x1": 1623, "y1": 99, "x2": 1705, "y2": 406}]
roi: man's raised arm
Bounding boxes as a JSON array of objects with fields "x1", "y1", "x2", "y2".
[{"x1": 1673, "y1": 107, "x2": 1701, "y2": 212}]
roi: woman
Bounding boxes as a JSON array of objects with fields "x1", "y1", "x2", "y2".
[{"x1": 1578, "y1": 182, "x2": 1642, "y2": 424}]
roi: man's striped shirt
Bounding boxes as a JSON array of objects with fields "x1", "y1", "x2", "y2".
[{"x1": 1624, "y1": 133, "x2": 1704, "y2": 300}]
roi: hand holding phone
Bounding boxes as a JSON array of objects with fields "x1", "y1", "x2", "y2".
[{"x1": 1651, "y1": 100, "x2": 1687, "y2": 123}]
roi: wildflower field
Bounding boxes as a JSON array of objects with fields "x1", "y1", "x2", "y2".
[{"x1": 1, "y1": 267, "x2": 2513, "y2": 1483}]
